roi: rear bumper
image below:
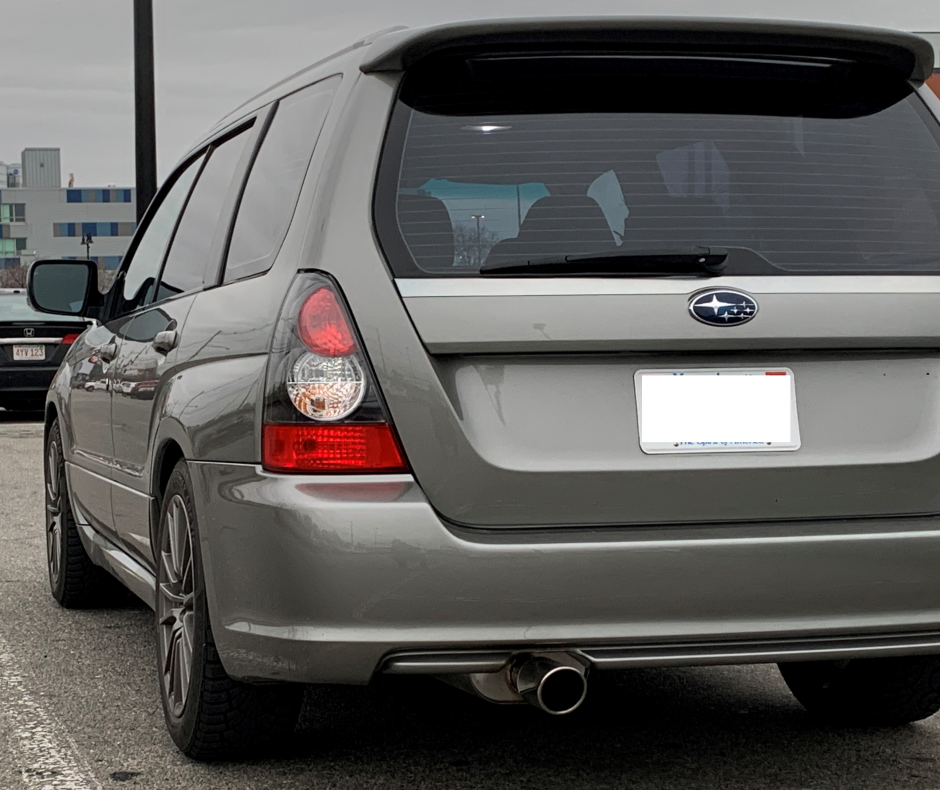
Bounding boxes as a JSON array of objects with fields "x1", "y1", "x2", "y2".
[
  {"x1": 190, "y1": 461, "x2": 940, "y2": 684},
  {"x1": 0, "y1": 366, "x2": 57, "y2": 396}
]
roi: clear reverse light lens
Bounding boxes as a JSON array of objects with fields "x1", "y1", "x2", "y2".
[{"x1": 287, "y1": 351, "x2": 365, "y2": 421}]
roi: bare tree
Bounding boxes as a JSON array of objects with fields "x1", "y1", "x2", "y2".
[
  {"x1": 452, "y1": 223, "x2": 501, "y2": 267},
  {"x1": 96, "y1": 261, "x2": 118, "y2": 293}
]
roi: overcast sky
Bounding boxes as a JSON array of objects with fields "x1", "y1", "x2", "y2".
[{"x1": 2, "y1": 0, "x2": 938, "y2": 187}]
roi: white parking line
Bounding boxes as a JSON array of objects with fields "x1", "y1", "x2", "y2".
[{"x1": 0, "y1": 633, "x2": 101, "y2": 790}]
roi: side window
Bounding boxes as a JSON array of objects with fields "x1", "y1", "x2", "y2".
[
  {"x1": 223, "y1": 76, "x2": 340, "y2": 283},
  {"x1": 154, "y1": 126, "x2": 252, "y2": 304},
  {"x1": 115, "y1": 156, "x2": 203, "y2": 316}
]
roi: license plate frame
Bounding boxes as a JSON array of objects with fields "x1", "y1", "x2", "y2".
[
  {"x1": 12, "y1": 345, "x2": 46, "y2": 362},
  {"x1": 635, "y1": 368, "x2": 801, "y2": 454}
]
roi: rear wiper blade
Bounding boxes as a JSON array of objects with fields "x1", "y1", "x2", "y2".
[{"x1": 479, "y1": 247, "x2": 728, "y2": 277}]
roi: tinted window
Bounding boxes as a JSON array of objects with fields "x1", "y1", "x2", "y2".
[
  {"x1": 154, "y1": 126, "x2": 252, "y2": 303},
  {"x1": 224, "y1": 76, "x2": 339, "y2": 283},
  {"x1": 121, "y1": 308, "x2": 172, "y2": 343},
  {"x1": 117, "y1": 156, "x2": 203, "y2": 315},
  {"x1": 377, "y1": 55, "x2": 940, "y2": 276}
]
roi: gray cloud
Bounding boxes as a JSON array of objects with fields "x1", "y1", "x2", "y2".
[{"x1": 2, "y1": 0, "x2": 937, "y2": 186}]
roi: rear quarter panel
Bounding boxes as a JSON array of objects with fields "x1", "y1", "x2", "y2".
[{"x1": 170, "y1": 64, "x2": 362, "y2": 468}]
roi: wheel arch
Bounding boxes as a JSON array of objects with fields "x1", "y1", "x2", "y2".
[
  {"x1": 44, "y1": 401, "x2": 58, "y2": 446},
  {"x1": 150, "y1": 422, "x2": 193, "y2": 550}
]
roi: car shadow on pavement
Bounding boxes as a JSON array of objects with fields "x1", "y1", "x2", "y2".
[
  {"x1": 32, "y1": 564, "x2": 940, "y2": 788},
  {"x1": 208, "y1": 665, "x2": 937, "y2": 789},
  {"x1": 0, "y1": 409, "x2": 44, "y2": 423}
]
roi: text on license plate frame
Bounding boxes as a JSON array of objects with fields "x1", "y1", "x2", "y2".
[
  {"x1": 12, "y1": 345, "x2": 46, "y2": 362},
  {"x1": 635, "y1": 368, "x2": 801, "y2": 454}
]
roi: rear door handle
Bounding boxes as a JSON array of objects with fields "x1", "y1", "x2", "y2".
[{"x1": 152, "y1": 330, "x2": 178, "y2": 355}]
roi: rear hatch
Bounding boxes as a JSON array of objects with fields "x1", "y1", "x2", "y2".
[{"x1": 369, "y1": 23, "x2": 940, "y2": 527}]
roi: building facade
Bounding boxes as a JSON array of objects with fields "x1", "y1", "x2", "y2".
[
  {"x1": 0, "y1": 148, "x2": 136, "y2": 274},
  {"x1": 22, "y1": 148, "x2": 62, "y2": 188}
]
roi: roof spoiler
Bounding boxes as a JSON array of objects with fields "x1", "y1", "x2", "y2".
[{"x1": 359, "y1": 17, "x2": 935, "y2": 85}]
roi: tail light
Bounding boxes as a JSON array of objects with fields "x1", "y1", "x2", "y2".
[
  {"x1": 262, "y1": 273, "x2": 408, "y2": 473},
  {"x1": 61, "y1": 333, "x2": 80, "y2": 345},
  {"x1": 262, "y1": 424, "x2": 405, "y2": 473}
]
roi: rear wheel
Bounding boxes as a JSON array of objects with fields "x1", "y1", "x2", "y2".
[
  {"x1": 45, "y1": 418, "x2": 122, "y2": 607},
  {"x1": 156, "y1": 460, "x2": 303, "y2": 760},
  {"x1": 779, "y1": 656, "x2": 940, "y2": 726}
]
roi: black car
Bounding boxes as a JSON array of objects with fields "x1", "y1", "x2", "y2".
[{"x1": 0, "y1": 288, "x2": 90, "y2": 411}]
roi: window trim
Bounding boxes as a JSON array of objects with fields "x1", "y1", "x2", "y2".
[
  {"x1": 106, "y1": 115, "x2": 263, "y2": 321},
  {"x1": 217, "y1": 74, "x2": 342, "y2": 286},
  {"x1": 106, "y1": 150, "x2": 208, "y2": 320},
  {"x1": 204, "y1": 103, "x2": 277, "y2": 289},
  {"x1": 152, "y1": 118, "x2": 260, "y2": 304}
]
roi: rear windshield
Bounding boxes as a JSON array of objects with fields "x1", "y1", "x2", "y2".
[{"x1": 375, "y1": 53, "x2": 940, "y2": 277}]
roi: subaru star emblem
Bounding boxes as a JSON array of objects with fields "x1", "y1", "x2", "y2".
[
  {"x1": 23, "y1": 328, "x2": 35, "y2": 338},
  {"x1": 689, "y1": 289, "x2": 758, "y2": 326}
]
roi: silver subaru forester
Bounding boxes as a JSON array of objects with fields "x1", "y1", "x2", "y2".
[{"x1": 27, "y1": 17, "x2": 940, "y2": 759}]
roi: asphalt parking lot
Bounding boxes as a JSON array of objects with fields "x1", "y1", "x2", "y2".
[{"x1": 1, "y1": 410, "x2": 940, "y2": 789}]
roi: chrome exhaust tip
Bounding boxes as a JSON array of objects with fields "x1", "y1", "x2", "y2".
[{"x1": 514, "y1": 655, "x2": 588, "y2": 715}]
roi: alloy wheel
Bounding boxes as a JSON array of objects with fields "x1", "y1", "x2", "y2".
[
  {"x1": 157, "y1": 494, "x2": 195, "y2": 718},
  {"x1": 45, "y1": 438, "x2": 63, "y2": 589}
]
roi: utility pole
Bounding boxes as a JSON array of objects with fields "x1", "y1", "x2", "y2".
[
  {"x1": 471, "y1": 214, "x2": 484, "y2": 267},
  {"x1": 134, "y1": 0, "x2": 157, "y2": 223}
]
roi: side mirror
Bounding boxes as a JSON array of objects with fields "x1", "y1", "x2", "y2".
[{"x1": 27, "y1": 259, "x2": 103, "y2": 319}]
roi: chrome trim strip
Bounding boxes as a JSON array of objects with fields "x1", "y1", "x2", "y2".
[
  {"x1": 75, "y1": 521, "x2": 155, "y2": 609},
  {"x1": 112, "y1": 460, "x2": 145, "y2": 479},
  {"x1": 71, "y1": 449, "x2": 112, "y2": 469},
  {"x1": 383, "y1": 652, "x2": 514, "y2": 675},
  {"x1": 580, "y1": 632, "x2": 940, "y2": 668},
  {"x1": 0, "y1": 337, "x2": 63, "y2": 345},
  {"x1": 396, "y1": 276, "x2": 940, "y2": 298},
  {"x1": 381, "y1": 631, "x2": 940, "y2": 674},
  {"x1": 66, "y1": 460, "x2": 150, "y2": 496}
]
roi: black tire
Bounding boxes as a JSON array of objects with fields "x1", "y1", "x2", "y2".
[
  {"x1": 156, "y1": 460, "x2": 303, "y2": 760},
  {"x1": 45, "y1": 418, "x2": 123, "y2": 607},
  {"x1": 779, "y1": 656, "x2": 940, "y2": 726}
]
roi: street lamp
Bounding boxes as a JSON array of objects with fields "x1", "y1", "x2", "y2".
[
  {"x1": 470, "y1": 214, "x2": 485, "y2": 266},
  {"x1": 81, "y1": 233, "x2": 94, "y2": 260}
]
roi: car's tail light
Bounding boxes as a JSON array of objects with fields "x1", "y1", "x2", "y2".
[
  {"x1": 262, "y1": 273, "x2": 409, "y2": 473},
  {"x1": 61, "y1": 333, "x2": 80, "y2": 345},
  {"x1": 262, "y1": 424, "x2": 407, "y2": 473},
  {"x1": 298, "y1": 287, "x2": 357, "y2": 356}
]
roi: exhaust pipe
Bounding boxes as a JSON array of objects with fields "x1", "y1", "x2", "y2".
[{"x1": 513, "y1": 655, "x2": 588, "y2": 715}]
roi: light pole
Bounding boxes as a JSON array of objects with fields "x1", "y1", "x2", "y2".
[
  {"x1": 470, "y1": 214, "x2": 485, "y2": 266},
  {"x1": 134, "y1": 0, "x2": 157, "y2": 222}
]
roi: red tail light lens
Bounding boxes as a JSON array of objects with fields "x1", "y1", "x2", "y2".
[
  {"x1": 61, "y1": 334, "x2": 80, "y2": 345},
  {"x1": 262, "y1": 423, "x2": 408, "y2": 473},
  {"x1": 264, "y1": 273, "x2": 410, "y2": 474},
  {"x1": 298, "y1": 287, "x2": 357, "y2": 357}
]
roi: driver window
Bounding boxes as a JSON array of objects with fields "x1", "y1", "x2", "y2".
[{"x1": 115, "y1": 154, "x2": 204, "y2": 317}]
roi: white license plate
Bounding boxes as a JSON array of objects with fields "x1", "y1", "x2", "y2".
[
  {"x1": 13, "y1": 345, "x2": 46, "y2": 362},
  {"x1": 636, "y1": 368, "x2": 800, "y2": 454}
]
